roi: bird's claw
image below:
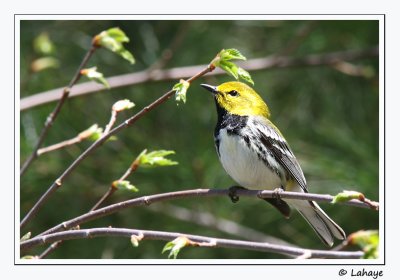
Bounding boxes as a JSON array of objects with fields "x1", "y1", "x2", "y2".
[
  {"x1": 272, "y1": 187, "x2": 284, "y2": 201},
  {"x1": 228, "y1": 186, "x2": 247, "y2": 203}
]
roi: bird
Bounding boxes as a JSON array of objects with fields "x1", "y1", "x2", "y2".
[{"x1": 201, "y1": 81, "x2": 346, "y2": 246}]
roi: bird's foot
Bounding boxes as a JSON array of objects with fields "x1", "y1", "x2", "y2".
[
  {"x1": 228, "y1": 186, "x2": 248, "y2": 203},
  {"x1": 272, "y1": 186, "x2": 285, "y2": 201}
]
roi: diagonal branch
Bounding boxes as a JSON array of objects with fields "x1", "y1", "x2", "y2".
[
  {"x1": 20, "y1": 46, "x2": 379, "y2": 111},
  {"x1": 38, "y1": 150, "x2": 142, "y2": 259},
  {"x1": 20, "y1": 44, "x2": 98, "y2": 175},
  {"x1": 20, "y1": 227, "x2": 364, "y2": 259},
  {"x1": 37, "y1": 188, "x2": 378, "y2": 238},
  {"x1": 20, "y1": 66, "x2": 214, "y2": 230}
]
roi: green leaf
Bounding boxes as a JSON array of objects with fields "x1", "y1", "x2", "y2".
[
  {"x1": 237, "y1": 67, "x2": 254, "y2": 85},
  {"x1": 218, "y1": 60, "x2": 239, "y2": 79},
  {"x1": 81, "y1": 124, "x2": 116, "y2": 141},
  {"x1": 112, "y1": 99, "x2": 135, "y2": 112},
  {"x1": 173, "y1": 79, "x2": 190, "y2": 104},
  {"x1": 33, "y1": 32, "x2": 55, "y2": 55},
  {"x1": 212, "y1": 48, "x2": 246, "y2": 67},
  {"x1": 138, "y1": 150, "x2": 178, "y2": 167},
  {"x1": 94, "y1": 27, "x2": 135, "y2": 64},
  {"x1": 119, "y1": 50, "x2": 135, "y2": 65},
  {"x1": 211, "y1": 48, "x2": 254, "y2": 85},
  {"x1": 349, "y1": 230, "x2": 379, "y2": 259},
  {"x1": 20, "y1": 232, "x2": 31, "y2": 242},
  {"x1": 162, "y1": 236, "x2": 190, "y2": 259},
  {"x1": 113, "y1": 180, "x2": 139, "y2": 192},
  {"x1": 220, "y1": 48, "x2": 246, "y2": 61},
  {"x1": 79, "y1": 124, "x2": 103, "y2": 141},
  {"x1": 136, "y1": 149, "x2": 148, "y2": 162},
  {"x1": 332, "y1": 190, "x2": 364, "y2": 204},
  {"x1": 80, "y1": 67, "x2": 110, "y2": 88},
  {"x1": 105, "y1": 27, "x2": 130, "y2": 43}
]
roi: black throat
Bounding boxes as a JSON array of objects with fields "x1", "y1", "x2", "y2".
[{"x1": 214, "y1": 100, "x2": 248, "y2": 137}]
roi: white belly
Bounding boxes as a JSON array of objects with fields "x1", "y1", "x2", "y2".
[{"x1": 217, "y1": 129, "x2": 284, "y2": 189}]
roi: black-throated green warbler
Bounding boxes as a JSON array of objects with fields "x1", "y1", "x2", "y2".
[{"x1": 201, "y1": 81, "x2": 345, "y2": 246}]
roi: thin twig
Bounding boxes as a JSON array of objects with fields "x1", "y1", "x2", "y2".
[
  {"x1": 39, "y1": 153, "x2": 141, "y2": 258},
  {"x1": 103, "y1": 110, "x2": 118, "y2": 135},
  {"x1": 20, "y1": 66, "x2": 214, "y2": 230},
  {"x1": 90, "y1": 156, "x2": 140, "y2": 211},
  {"x1": 20, "y1": 45, "x2": 98, "y2": 175},
  {"x1": 36, "y1": 136, "x2": 82, "y2": 156},
  {"x1": 20, "y1": 227, "x2": 364, "y2": 259},
  {"x1": 38, "y1": 239, "x2": 62, "y2": 259},
  {"x1": 90, "y1": 109, "x2": 140, "y2": 212},
  {"x1": 36, "y1": 125, "x2": 99, "y2": 156},
  {"x1": 20, "y1": 46, "x2": 379, "y2": 111},
  {"x1": 37, "y1": 188, "x2": 378, "y2": 238},
  {"x1": 331, "y1": 239, "x2": 350, "y2": 252},
  {"x1": 86, "y1": 112, "x2": 124, "y2": 211},
  {"x1": 90, "y1": 188, "x2": 117, "y2": 214}
]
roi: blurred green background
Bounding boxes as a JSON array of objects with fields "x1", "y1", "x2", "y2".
[{"x1": 20, "y1": 20, "x2": 379, "y2": 259}]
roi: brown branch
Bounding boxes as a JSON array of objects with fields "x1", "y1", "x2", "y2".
[
  {"x1": 37, "y1": 188, "x2": 378, "y2": 238},
  {"x1": 91, "y1": 102, "x2": 141, "y2": 211},
  {"x1": 20, "y1": 65, "x2": 214, "y2": 230},
  {"x1": 103, "y1": 110, "x2": 118, "y2": 135},
  {"x1": 39, "y1": 152, "x2": 141, "y2": 258},
  {"x1": 20, "y1": 227, "x2": 364, "y2": 259},
  {"x1": 36, "y1": 124, "x2": 99, "y2": 156},
  {"x1": 36, "y1": 136, "x2": 82, "y2": 156},
  {"x1": 37, "y1": 240, "x2": 61, "y2": 259},
  {"x1": 37, "y1": 105, "x2": 124, "y2": 258},
  {"x1": 90, "y1": 155, "x2": 140, "y2": 211},
  {"x1": 20, "y1": 46, "x2": 379, "y2": 111},
  {"x1": 20, "y1": 44, "x2": 98, "y2": 175}
]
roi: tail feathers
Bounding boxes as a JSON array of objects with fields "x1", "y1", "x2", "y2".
[
  {"x1": 289, "y1": 199, "x2": 346, "y2": 247},
  {"x1": 263, "y1": 197, "x2": 291, "y2": 218},
  {"x1": 312, "y1": 201, "x2": 346, "y2": 241}
]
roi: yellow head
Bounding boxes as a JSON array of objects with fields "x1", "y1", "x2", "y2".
[{"x1": 201, "y1": 81, "x2": 270, "y2": 118}]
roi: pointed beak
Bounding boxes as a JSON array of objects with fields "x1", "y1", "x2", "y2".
[{"x1": 200, "y1": 84, "x2": 217, "y2": 94}]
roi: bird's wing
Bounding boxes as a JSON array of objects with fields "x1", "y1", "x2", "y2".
[{"x1": 251, "y1": 116, "x2": 307, "y2": 192}]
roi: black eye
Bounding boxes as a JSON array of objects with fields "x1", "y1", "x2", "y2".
[{"x1": 227, "y1": 90, "x2": 239, "y2": 96}]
